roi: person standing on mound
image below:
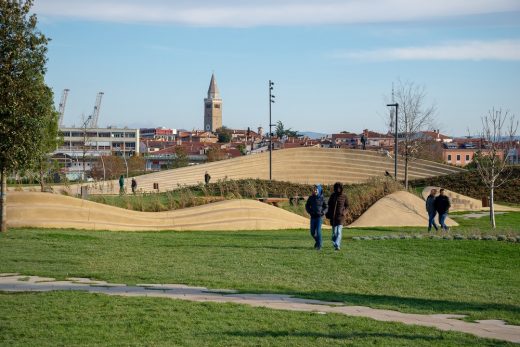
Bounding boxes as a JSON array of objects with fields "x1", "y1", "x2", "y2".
[
  {"x1": 305, "y1": 184, "x2": 328, "y2": 250},
  {"x1": 326, "y1": 182, "x2": 349, "y2": 251}
]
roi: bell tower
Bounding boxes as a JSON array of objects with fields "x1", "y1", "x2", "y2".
[{"x1": 204, "y1": 74, "x2": 222, "y2": 132}]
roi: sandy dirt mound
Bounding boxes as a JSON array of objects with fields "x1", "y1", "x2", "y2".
[
  {"x1": 42, "y1": 147, "x2": 463, "y2": 195},
  {"x1": 421, "y1": 187, "x2": 520, "y2": 212},
  {"x1": 348, "y1": 191, "x2": 458, "y2": 228},
  {"x1": 6, "y1": 192, "x2": 311, "y2": 231}
]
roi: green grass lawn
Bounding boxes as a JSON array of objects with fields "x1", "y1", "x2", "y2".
[
  {"x1": 0, "y1": 213, "x2": 518, "y2": 326},
  {"x1": 0, "y1": 291, "x2": 514, "y2": 347}
]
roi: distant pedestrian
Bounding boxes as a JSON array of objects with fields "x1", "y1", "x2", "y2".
[
  {"x1": 204, "y1": 171, "x2": 211, "y2": 186},
  {"x1": 305, "y1": 184, "x2": 328, "y2": 250},
  {"x1": 326, "y1": 182, "x2": 349, "y2": 251},
  {"x1": 434, "y1": 188, "x2": 451, "y2": 231},
  {"x1": 131, "y1": 178, "x2": 137, "y2": 194},
  {"x1": 425, "y1": 188, "x2": 438, "y2": 232},
  {"x1": 360, "y1": 134, "x2": 366, "y2": 150},
  {"x1": 118, "y1": 175, "x2": 125, "y2": 195}
]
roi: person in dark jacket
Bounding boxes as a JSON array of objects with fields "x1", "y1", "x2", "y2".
[
  {"x1": 118, "y1": 175, "x2": 125, "y2": 195},
  {"x1": 326, "y1": 182, "x2": 349, "y2": 250},
  {"x1": 305, "y1": 184, "x2": 328, "y2": 250},
  {"x1": 204, "y1": 171, "x2": 211, "y2": 186},
  {"x1": 131, "y1": 178, "x2": 137, "y2": 195},
  {"x1": 425, "y1": 188, "x2": 438, "y2": 232},
  {"x1": 434, "y1": 188, "x2": 451, "y2": 231}
]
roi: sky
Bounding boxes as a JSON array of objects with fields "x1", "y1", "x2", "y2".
[{"x1": 33, "y1": 0, "x2": 520, "y2": 136}]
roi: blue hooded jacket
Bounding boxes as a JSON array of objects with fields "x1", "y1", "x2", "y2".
[{"x1": 305, "y1": 184, "x2": 328, "y2": 218}]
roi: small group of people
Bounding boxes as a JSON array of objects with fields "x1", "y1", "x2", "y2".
[
  {"x1": 118, "y1": 175, "x2": 138, "y2": 195},
  {"x1": 305, "y1": 182, "x2": 349, "y2": 251},
  {"x1": 425, "y1": 188, "x2": 451, "y2": 232}
]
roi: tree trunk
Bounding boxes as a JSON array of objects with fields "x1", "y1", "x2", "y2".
[
  {"x1": 1, "y1": 168, "x2": 7, "y2": 232},
  {"x1": 404, "y1": 154, "x2": 409, "y2": 190},
  {"x1": 39, "y1": 161, "x2": 45, "y2": 192},
  {"x1": 490, "y1": 186, "x2": 496, "y2": 229}
]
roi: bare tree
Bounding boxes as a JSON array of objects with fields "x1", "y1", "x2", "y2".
[
  {"x1": 392, "y1": 80, "x2": 436, "y2": 189},
  {"x1": 474, "y1": 108, "x2": 518, "y2": 229}
]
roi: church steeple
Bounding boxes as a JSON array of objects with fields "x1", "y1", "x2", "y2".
[
  {"x1": 207, "y1": 73, "x2": 220, "y2": 99},
  {"x1": 204, "y1": 73, "x2": 222, "y2": 132}
]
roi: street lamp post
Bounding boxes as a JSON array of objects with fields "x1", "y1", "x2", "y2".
[
  {"x1": 269, "y1": 80, "x2": 275, "y2": 181},
  {"x1": 81, "y1": 115, "x2": 92, "y2": 182},
  {"x1": 387, "y1": 103, "x2": 399, "y2": 180},
  {"x1": 117, "y1": 147, "x2": 129, "y2": 179}
]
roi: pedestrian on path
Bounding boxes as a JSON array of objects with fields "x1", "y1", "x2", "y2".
[
  {"x1": 119, "y1": 175, "x2": 125, "y2": 195},
  {"x1": 426, "y1": 188, "x2": 439, "y2": 232},
  {"x1": 326, "y1": 182, "x2": 349, "y2": 251},
  {"x1": 131, "y1": 178, "x2": 137, "y2": 195},
  {"x1": 204, "y1": 171, "x2": 211, "y2": 186},
  {"x1": 434, "y1": 188, "x2": 451, "y2": 231},
  {"x1": 305, "y1": 184, "x2": 328, "y2": 250}
]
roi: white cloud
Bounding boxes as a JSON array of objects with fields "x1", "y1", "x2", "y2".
[
  {"x1": 33, "y1": 0, "x2": 520, "y2": 27},
  {"x1": 332, "y1": 40, "x2": 520, "y2": 61}
]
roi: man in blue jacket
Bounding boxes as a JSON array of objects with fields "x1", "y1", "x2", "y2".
[{"x1": 305, "y1": 184, "x2": 328, "y2": 250}]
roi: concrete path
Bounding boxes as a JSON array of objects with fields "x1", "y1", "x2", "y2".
[{"x1": 1, "y1": 274, "x2": 518, "y2": 343}]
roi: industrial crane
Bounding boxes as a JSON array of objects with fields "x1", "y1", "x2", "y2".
[
  {"x1": 57, "y1": 88, "x2": 70, "y2": 126},
  {"x1": 88, "y1": 92, "x2": 104, "y2": 128}
]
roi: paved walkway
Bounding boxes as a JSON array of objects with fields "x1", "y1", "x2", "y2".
[{"x1": 1, "y1": 274, "x2": 519, "y2": 343}]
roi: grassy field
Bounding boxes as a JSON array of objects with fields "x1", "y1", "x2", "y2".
[
  {"x1": 0, "y1": 212, "x2": 518, "y2": 328},
  {"x1": 0, "y1": 291, "x2": 515, "y2": 347}
]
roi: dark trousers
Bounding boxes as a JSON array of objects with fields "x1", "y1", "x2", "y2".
[{"x1": 310, "y1": 217, "x2": 323, "y2": 249}]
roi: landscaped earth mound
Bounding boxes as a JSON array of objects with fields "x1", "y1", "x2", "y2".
[
  {"x1": 421, "y1": 186, "x2": 520, "y2": 212},
  {"x1": 7, "y1": 192, "x2": 310, "y2": 231},
  {"x1": 53, "y1": 147, "x2": 463, "y2": 195},
  {"x1": 348, "y1": 191, "x2": 459, "y2": 228}
]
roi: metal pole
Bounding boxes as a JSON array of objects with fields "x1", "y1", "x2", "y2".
[
  {"x1": 387, "y1": 103, "x2": 399, "y2": 181},
  {"x1": 394, "y1": 104, "x2": 398, "y2": 181},
  {"x1": 269, "y1": 80, "x2": 272, "y2": 181}
]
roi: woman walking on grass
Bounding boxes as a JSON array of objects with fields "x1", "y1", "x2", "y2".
[{"x1": 326, "y1": 182, "x2": 349, "y2": 251}]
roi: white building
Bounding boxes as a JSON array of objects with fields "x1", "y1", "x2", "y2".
[{"x1": 54, "y1": 127, "x2": 140, "y2": 179}]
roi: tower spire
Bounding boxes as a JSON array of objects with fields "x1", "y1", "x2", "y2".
[{"x1": 207, "y1": 73, "x2": 220, "y2": 99}]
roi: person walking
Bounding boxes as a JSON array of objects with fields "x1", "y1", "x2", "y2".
[
  {"x1": 426, "y1": 188, "x2": 438, "y2": 232},
  {"x1": 204, "y1": 171, "x2": 211, "y2": 186},
  {"x1": 326, "y1": 182, "x2": 349, "y2": 251},
  {"x1": 305, "y1": 184, "x2": 328, "y2": 250},
  {"x1": 131, "y1": 178, "x2": 137, "y2": 195},
  {"x1": 434, "y1": 188, "x2": 451, "y2": 231},
  {"x1": 118, "y1": 175, "x2": 125, "y2": 195}
]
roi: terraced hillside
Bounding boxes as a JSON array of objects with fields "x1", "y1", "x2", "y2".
[{"x1": 62, "y1": 147, "x2": 464, "y2": 195}]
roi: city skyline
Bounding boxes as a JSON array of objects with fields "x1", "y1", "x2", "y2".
[{"x1": 34, "y1": 0, "x2": 520, "y2": 135}]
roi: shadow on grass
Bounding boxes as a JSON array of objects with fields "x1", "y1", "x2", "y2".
[
  {"x1": 225, "y1": 331, "x2": 442, "y2": 341},
  {"x1": 244, "y1": 290, "x2": 520, "y2": 323}
]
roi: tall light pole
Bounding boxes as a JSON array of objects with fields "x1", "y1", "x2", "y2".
[
  {"x1": 117, "y1": 147, "x2": 128, "y2": 179},
  {"x1": 387, "y1": 103, "x2": 399, "y2": 180},
  {"x1": 269, "y1": 80, "x2": 275, "y2": 181},
  {"x1": 81, "y1": 115, "x2": 92, "y2": 182}
]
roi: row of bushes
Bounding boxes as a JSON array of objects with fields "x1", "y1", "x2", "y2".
[
  {"x1": 180, "y1": 177, "x2": 403, "y2": 224},
  {"x1": 90, "y1": 177, "x2": 403, "y2": 222},
  {"x1": 409, "y1": 167, "x2": 520, "y2": 204}
]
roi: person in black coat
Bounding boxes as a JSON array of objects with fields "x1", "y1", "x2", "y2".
[
  {"x1": 326, "y1": 182, "x2": 349, "y2": 250},
  {"x1": 305, "y1": 184, "x2": 328, "y2": 250},
  {"x1": 425, "y1": 188, "x2": 438, "y2": 232},
  {"x1": 434, "y1": 188, "x2": 451, "y2": 231}
]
